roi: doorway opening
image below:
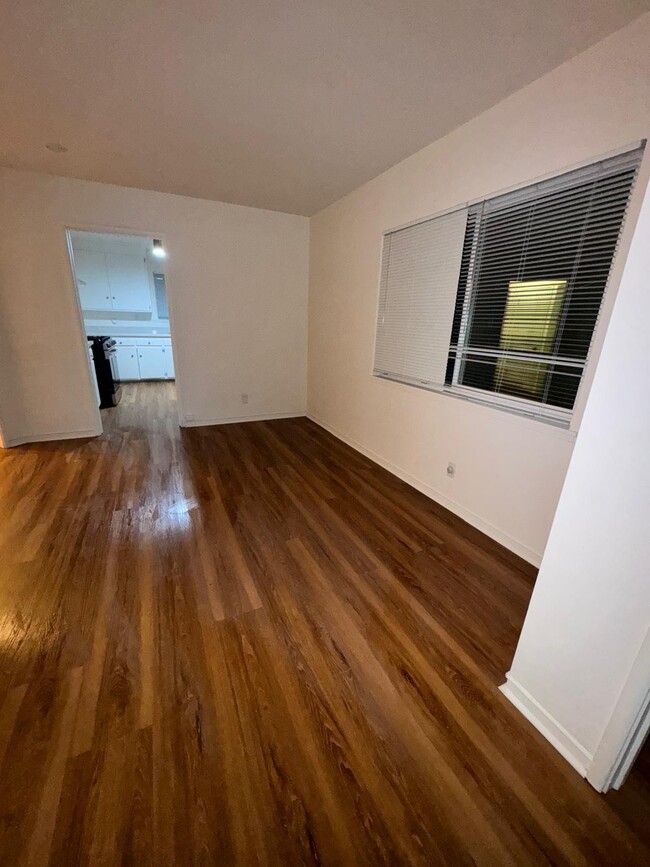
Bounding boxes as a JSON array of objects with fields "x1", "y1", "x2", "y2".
[{"x1": 67, "y1": 229, "x2": 178, "y2": 432}]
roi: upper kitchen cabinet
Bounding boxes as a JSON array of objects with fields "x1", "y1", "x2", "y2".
[
  {"x1": 70, "y1": 232, "x2": 155, "y2": 315},
  {"x1": 73, "y1": 249, "x2": 112, "y2": 311},
  {"x1": 105, "y1": 252, "x2": 152, "y2": 312}
]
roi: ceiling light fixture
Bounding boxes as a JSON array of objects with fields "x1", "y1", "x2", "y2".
[
  {"x1": 45, "y1": 142, "x2": 68, "y2": 153},
  {"x1": 152, "y1": 238, "x2": 166, "y2": 258}
]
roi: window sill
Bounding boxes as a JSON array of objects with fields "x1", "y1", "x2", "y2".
[{"x1": 442, "y1": 386, "x2": 578, "y2": 440}]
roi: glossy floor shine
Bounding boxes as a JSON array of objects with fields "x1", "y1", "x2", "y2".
[{"x1": 0, "y1": 383, "x2": 648, "y2": 866}]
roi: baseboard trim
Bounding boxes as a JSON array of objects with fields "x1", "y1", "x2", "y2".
[
  {"x1": 4, "y1": 428, "x2": 101, "y2": 447},
  {"x1": 306, "y1": 412, "x2": 541, "y2": 566},
  {"x1": 500, "y1": 675, "x2": 593, "y2": 776},
  {"x1": 181, "y1": 411, "x2": 306, "y2": 428}
]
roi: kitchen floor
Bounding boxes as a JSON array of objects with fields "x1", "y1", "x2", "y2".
[
  {"x1": 0, "y1": 381, "x2": 648, "y2": 865},
  {"x1": 102, "y1": 379, "x2": 177, "y2": 432}
]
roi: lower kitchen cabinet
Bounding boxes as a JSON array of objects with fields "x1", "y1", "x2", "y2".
[
  {"x1": 165, "y1": 346, "x2": 175, "y2": 378},
  {"x1": 113, "y1": 338, "x2": 175, "y2": 381},
  {"x1": 137, "y1": 345, "x2": 174, "y2": 380},
  {"x1": 114, "y1": 345, "x2": 140, "y2": 380}
]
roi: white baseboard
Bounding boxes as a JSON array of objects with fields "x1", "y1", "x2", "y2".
[
  {"x1": 500, "y1": 675, "x2": 593, "y2": 776},
  {"x1": 181, "y1": 411, "x2": 305, "y2": 428},
  {"x1": 4, "y1": 428, "x2": 101, "y2": 447},
  {"x1": 306, "y1": 412, "x2": 541, "y2": 566}
]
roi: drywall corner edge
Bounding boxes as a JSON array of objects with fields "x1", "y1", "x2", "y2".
[{"x1": 500, "y1": 675, "x2": 593, "y2": 777}]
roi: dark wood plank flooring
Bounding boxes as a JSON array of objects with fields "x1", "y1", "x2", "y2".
[{"x1": 0, "y1": 382, "x2": 648, "y2": 865}]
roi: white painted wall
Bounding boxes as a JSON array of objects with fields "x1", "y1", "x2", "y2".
[
  {"x1": 504, "y1": 173, "x2": 650, "y2": 776},
  {"x1": 0, "y1": 170, "x2": 309, "y2": 443},
  {"x1": 307, "y1": 14, "x2": 650, "y2": 564}
]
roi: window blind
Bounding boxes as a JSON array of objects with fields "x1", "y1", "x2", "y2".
[
  {"x1": 373, "y1": 207, "x2": 468, "y2": 388},
  {"x1": 445, "y1": 147, "x2": 643, "y2": 422},
  {"x1": 372, "y1": 145, "x2": 643, "y2": 425}
]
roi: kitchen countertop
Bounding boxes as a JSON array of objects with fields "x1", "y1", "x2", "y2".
[{"x1": 86, "y1": 331, "x2": 171, "y2": 338}]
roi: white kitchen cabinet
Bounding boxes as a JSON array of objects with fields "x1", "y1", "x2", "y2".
[
  {"x1": 114, "y1": 344, "x2": 140, "y2": 381},
  {"x1": 74, "y1": 249, "x2": 152, "y2": 313},
  {"x1": 137, "y1": 345, "x2": 174, "y2": 380},
  {"x1": 110, "y1": 336, "x2": 175, "y2": 381},
  {"x1": 164, "y1": 345, "x2": 175, "y2": 378},
  {"x1": 137, "y1": 346, "x2": 165, "y2": 379},
  {"x1": 74, "y1": 249, "x2": 112, "y2": 310},
  {"x1": 105, "y1": 252, "x2": 152, "y2": 312},
  {"x1": 135, "y1": 337, "x2": 172, "y2": 346}
]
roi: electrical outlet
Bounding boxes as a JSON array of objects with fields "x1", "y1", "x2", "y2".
[
  {"x1": 184, "y1": 413, "x2": 195, "y2": 423},
  {"x1": 446, "y1": 462, "x2": 456, "y2": 478},
  {"x1": 241, "y1": 393, "x2": 249, "y2": 405}
]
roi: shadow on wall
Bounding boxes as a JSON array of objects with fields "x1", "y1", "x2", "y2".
[{"x1": 0, "y1": 287, "x2": 26, "y2": 445}]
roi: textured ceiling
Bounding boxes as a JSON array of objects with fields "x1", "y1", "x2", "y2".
[{"x1": 1, "y1": 0, "x2": 648, "y2": 215}]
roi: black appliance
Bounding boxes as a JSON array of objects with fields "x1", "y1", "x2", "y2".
[{"x1": 88, "y1": 336, "x2": 121, "y2": 408}]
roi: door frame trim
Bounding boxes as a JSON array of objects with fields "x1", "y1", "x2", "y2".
[
  {"x1": 63, "y1": 224, "x2": 185, "y2": 433},
  {"x1": 587, "y1": 627, "x2": 650, "y2": 791}
]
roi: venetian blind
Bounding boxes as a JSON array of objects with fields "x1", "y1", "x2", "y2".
[{"x1": 373, "y1": 208, "x2": 468, "y2": 389}]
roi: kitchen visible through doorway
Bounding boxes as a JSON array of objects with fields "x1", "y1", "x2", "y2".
[{"x1": 68, "y1": 230, "x2": 176, "y2": 427}]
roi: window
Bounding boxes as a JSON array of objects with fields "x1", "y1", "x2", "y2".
[
  {"x1": 154, "y1": 273, "x2": 169, "y2": 319},
  {"x1": 373, "y1": 147, "x2": 643, "y2": 425}
]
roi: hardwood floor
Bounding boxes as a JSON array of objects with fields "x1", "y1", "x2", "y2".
[{"x1": 0, "y1": 381, "x2": 648, "y2": 865}]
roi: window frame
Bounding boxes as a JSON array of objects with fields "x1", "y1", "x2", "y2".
[
  {"x1": 371, "y1": 143, "x2": 645, "y2": 429},
  {"x1": 443, "y1": 157, "x2": 640, "y2": 425},
  {"x1": 446, "y1": 262, "x2": 579, "y2": 426}
]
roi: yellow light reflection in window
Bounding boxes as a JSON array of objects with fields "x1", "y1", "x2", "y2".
[{"x1": 496, "y1": 279, "x2": 567, "y2": 399}]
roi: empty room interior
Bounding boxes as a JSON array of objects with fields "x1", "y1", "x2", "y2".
[{"x1": 1, "y1": 2, "x2": 650, "y2": 864}]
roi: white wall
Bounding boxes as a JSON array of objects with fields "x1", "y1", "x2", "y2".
[
  {"x1": 504, "y1": 173, "x2": 650, "y2": 778},
  {"x1": 0, "y1": 170, "x2": 309, "y2": 443},
  {"x1": 307, "y1": 14, "x2": 650, "y2": 564}
]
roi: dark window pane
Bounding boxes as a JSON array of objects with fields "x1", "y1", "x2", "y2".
[
  {"x1": 458, "y1": 354, "x2": 583, "y2": 410},
  {"x1": 447, "y1": 162, "x2": 638, "y2": 413}
]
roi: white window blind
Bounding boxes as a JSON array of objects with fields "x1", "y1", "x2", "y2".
[{"x1": 373, "y1": 208, "x2": 468, "y2": 389}]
